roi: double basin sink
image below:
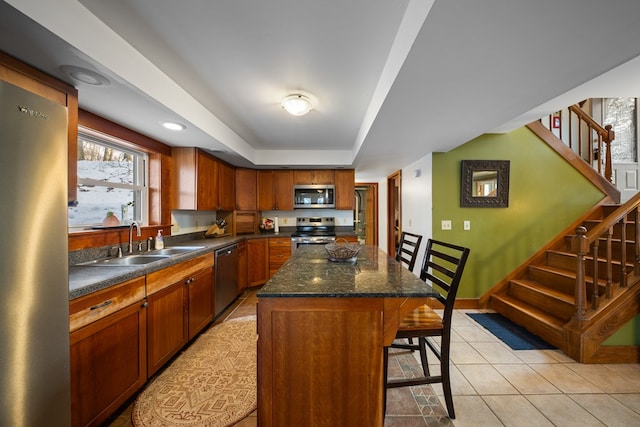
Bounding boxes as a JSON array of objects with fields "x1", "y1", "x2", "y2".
[{"x1": 77, "y1": 246, "x2": 205, "y2": 267}]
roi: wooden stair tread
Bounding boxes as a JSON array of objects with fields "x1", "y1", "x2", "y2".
[
  {"x1": 490, "y1": 294, "x2": 565, "y2": 348},
  {"x1": 509, "y1": 279, "x2": 574, "y2": 303}
]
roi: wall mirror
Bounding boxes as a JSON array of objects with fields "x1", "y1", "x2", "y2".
[{"x1": 461, "y1": 160, "x2": 510, "y2": 207}]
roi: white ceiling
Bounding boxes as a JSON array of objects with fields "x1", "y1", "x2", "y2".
[{"x1": 3, "y1": 0, "x2": 640, "y2": 180}]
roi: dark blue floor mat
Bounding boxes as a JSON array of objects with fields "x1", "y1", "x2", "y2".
[{"x1": 467, "y1": 313, "x2": 556, "y2": 350}]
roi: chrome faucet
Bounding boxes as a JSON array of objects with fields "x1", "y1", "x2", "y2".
[{"x1": 128, "y1": 221, "x2": 141, "y2": 254}]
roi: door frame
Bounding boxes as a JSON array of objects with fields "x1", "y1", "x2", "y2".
[
  {"x1": 386, "y1": 171, "x2": 401, "y2": 256},
  {"x1": 354, "y1": 182, "x2": 378, "y2": 246}
]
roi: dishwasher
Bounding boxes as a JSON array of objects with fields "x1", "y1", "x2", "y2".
[{"x1": 214, "y1": 244, "x2": 239, "y2": 316}]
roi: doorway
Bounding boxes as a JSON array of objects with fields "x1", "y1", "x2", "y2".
[
  {"x1": 354, "y1": 183, "x2": 378, "y2": 246},
  {"x1": 387, "y1": 171, "x2": 401, "y2": 256}
]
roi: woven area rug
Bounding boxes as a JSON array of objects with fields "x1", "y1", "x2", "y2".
[{"x1": 132, "y1": 316, "x2": 257, "y2": 427}]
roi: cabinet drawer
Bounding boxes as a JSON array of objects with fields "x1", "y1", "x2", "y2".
[
  {"x1": 146, "y1": 253, "x2": 213, "y2": 295},
  {"x1": 69, "y1": 276, "x2": 145, "y2": 333},
  {"x1": 269, "y1": 237, "x2": 291, "y2": 247}
]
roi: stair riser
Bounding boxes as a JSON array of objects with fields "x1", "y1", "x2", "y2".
[
  {"x1": 508, "y1": 282, "x2": 574, "y2": 322},
  {"x1": 546, "y1": 252, "x2": 627, "y2": 282},
  {"x1": 490, "y1": 296, "x2": 564, "y2": 349},
  {"x1": 528, "y1": 267, "x2": 575, "y2": 295}
]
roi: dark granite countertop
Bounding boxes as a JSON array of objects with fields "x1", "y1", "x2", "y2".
[
  {"x1": 257, "y1": 245, "x2": 437, "y2": 298},
  {"x1": 69, "y1": 229, "x2": 358, "y2": 300}
]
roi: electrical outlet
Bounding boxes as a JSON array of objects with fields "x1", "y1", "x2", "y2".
[
  {"x1": 441, "y1": 220, "x2": 452, "y2": 230},
  {"x1": 464, "y1": 220, "x2": 471, "y2": 230}
]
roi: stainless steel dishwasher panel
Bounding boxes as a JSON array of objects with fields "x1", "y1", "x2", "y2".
[{"x1": 214, "y1": 244, "x2": 239, "y2": 316}]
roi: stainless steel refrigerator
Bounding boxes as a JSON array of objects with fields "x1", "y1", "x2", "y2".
[{"x1": 0, "y1": 80, "x2": 71, "y2": 425}]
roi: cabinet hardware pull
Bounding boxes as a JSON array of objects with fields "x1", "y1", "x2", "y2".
[
  {"x1": 142, "y1": 301, "x2": 148, "y2": 308},
  {"x1": 90, "y1": 300, "x2": 112, "y2": 310}
]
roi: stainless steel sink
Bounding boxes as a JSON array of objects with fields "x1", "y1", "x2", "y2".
[
  {"x1": 154, "y1": 246, "x2": 205, "y2": 255},
  {"x1": 78, "y1": 254, "x2": 171, "y2": 267}
]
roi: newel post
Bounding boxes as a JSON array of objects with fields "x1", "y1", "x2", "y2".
[
  {"x1": 604, "y1": 125, "x2": 615, "y2": 183},
  {"x1": 573, "y1": 226, "x2": 588, "y2": 322}
]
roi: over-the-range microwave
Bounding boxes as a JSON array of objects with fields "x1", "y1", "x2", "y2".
[{"x1": 293, "y1": 185, "x2": 335, "y2": 209}]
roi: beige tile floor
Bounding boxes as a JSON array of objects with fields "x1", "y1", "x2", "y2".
[{"x1": 109, "y1": 291, "x2": 640, "y2": 426}]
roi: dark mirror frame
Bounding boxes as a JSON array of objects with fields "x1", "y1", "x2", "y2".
[{"x1": 460, "y1": 160, "x2": 510, "y2": 208}]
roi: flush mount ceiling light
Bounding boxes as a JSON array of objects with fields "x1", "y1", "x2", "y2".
[
  {"x1": 162, "y1": 121, "x2": 186, "y2": 131},
  {"x1": 60, "y1": 65, "x2": 110, "y2": 86},
  {"x1": 281, "y1": 94, "x2": 314, "y2": 116}
]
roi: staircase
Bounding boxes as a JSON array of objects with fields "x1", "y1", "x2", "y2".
[{"x1": 486, "y1": 115, "x2": 640, "y2": 363}]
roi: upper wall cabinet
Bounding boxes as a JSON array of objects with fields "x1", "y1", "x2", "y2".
[
  {"x1": 172, "y1": 148, "x2": 218, "y2": 210},
  {"x1": 335, "y1": 169, "x2": 355, "y2": 210},
  {"x1": 235, "y1": 168, "x2": 257, "y2": 211},
  {"x1": 217, "y1": 159, "x2": 235, "y2": 211},
  {"x1": 293, "y1": 169, "x2": 335, "y2": 185},
  {"x1": 257, "y1": 170, "x2": 293, "y2": 211}
]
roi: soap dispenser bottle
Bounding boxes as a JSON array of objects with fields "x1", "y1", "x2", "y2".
[{"x1": 155, "y1": 230, "x2": 164, "y2": 249}]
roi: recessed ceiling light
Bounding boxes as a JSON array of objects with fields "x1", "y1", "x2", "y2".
[
  {"x1": 281, "y1": 94, "x2": 314, "y2": 116},
  {"x1": 60, "y1": 65, "x2": 110, "y2": 86},
  {"x1": 162, "y1": 122, "x2": 186, "y2": 131}
]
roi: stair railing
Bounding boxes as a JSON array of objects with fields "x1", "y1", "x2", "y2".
[
  {"x1": 544, "y1": 104, "x2": 615, "y2": 182},
  {"x1": 572, "y1": 192, "x2": 640, "y2": 323}
]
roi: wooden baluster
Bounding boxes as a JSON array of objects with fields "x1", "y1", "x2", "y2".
[
  {"x1": 620, "y1": 217, "x2": 628, "y2": 288},
  {"x1": 592, "y1": 234, "x2": 600, "y2": 310},
  {"x1": 606, "y1": 226, "x2": 613, "y2": 299},
  {"x1": 635, "y1": 208, "x2": 640, "y2": 277},
  {"x1": 573, "y1": 226, "x2": 588, "y2": 322}
]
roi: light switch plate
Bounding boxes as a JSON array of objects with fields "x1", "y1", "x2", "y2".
[
  {"x1": 464, "y1": 220, "x2": 471, "y2": 230},
  {"x1": 441, "y1": 220, "x2": 452, "y2": 230}
]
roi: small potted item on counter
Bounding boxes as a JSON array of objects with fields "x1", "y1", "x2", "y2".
[{"x1": 102, "y1": 211, "x2": 120, "y2": 227}]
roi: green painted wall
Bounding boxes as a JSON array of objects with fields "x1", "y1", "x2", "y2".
[
  {"x1": 433, "y1": 127, "x2": 605, "y2": 298},
  {"x1": 432, "y1": 127, "x2": 640, "y2": 345}
]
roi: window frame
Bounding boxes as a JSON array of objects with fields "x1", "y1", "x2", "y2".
[{"x1": 70, "y1": 127, "x2": 149, "y2": 230}]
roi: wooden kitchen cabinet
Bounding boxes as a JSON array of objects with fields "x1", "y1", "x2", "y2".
[
  {"x1": 69, "y1": 277, "x2": 147, "y2": 427},
  {"x1": 335, "y1": 169, "x2": 355, "y2": 210},
  {"x1": 235, "y1": 167, "x2": 257, "y2": 210},
  {"x1": 237, "y1": 240, "x2": 248, "y2": 293},
  {"x1": 247, "y1": 238, "x2": 269, "y2": 287},
  {"x1": 293, "y1": 169, "x2": 335, "y2": 185},
  {"x1": 257, "y1": 169, "x2": 294, "y2": 210},
  {"x1": 146, "y1": 254, "x2": 214, "y2": 376},
  {"x1": 172, "y1": 147, "x2": 218, "y2": 210},
  {"x1": 217, "y1": 159, "x2": 236, "y2": 211},
  {"x1": 269, "y1": 237, "x2": 291, "y2": 277}
]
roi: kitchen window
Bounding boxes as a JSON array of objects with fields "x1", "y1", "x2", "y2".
[{"x1": 68, "y1": 128, "x2": 148, "y2": 229}]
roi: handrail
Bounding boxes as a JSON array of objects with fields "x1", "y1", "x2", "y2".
[
  {"x1": 572, "y1": 191, "x2": 640, "y2": 323},
  {"x1": 567, "y1": 104, "x2": 615, "y2": 182}
]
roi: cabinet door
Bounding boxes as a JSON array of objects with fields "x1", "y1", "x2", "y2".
[
  {"x1": 269, "y1": 237, "x2": 291, "y2": 277},
  {"x1": 147, "y1": 281, "x2": 188, "y2": 376},
  {"x1": 247, "y1": 238, "x2": 269, "y2": 287},
  {"x1": 235, "y1": 168, "x2": 257, "y2": 210},
  {"x1": 293, "y1": 169, "x2": 335, "y2": 185},
  {"x1": 70, "y1": 301, "x2": 147, "y2": 427},
  {"x1": 217, "y1": 160, "x2": 235, "y2": 210},
  {"x1": 257, "y1": 170, "x2": 275, "y2": 210},
  {"x1": 197, "y1": 151, "x2": 218, "y2": 210},
  {"x1": 237, "y1": 240, "x2": 248, "y2": 292},
  {"x1": 187, "y1": 267, "x2": 214, "y2": 339},
  {"x1": 273, "y1": 170, "x2": 294, "y2": 210},
  {"x1": 335, "y1": 169, "x2": 355, "y2": 210}
]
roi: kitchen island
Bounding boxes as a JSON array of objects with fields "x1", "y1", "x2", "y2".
[{"x1": 256, "y1": 245, "x2": 438, "y2": 427}]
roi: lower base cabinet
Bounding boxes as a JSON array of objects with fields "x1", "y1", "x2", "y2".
[
  {"x1": 70, "y1": 279, "x2": 147, "y2": 427},
  {"x1": 146, "y1": 254, "x2": 214, "y2": 376}
]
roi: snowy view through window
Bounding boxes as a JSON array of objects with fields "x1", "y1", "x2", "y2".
[
  {"x1": 68, "y1": 161, "x2": 136, "y2": 227},
  {"x1": 69, "y1": 135, "x2": 145, "y2": 228}
]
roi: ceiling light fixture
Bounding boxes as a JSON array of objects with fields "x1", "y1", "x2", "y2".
[
  {"x1": 162, "y1": 121, "x2": 186, "y2": 131},
  {"x1": 60, "y1": 65, "x2": 110, "y2": 86},
  {"x1": 281, "y1": 94, "x2": 314, "y2": 116}
]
